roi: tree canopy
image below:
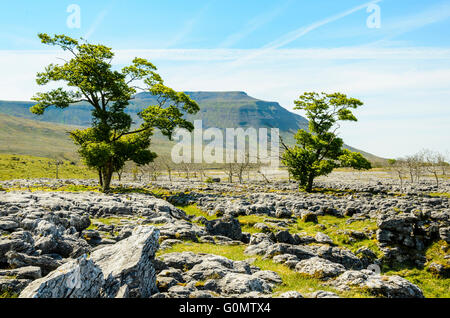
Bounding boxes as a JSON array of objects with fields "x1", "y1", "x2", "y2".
[
  {"x1": 282, "y1": 92, "x2": 371, "y2": 192},
  {"x1": 31, "y1": 33, "x2": 199, "y2": 191}
]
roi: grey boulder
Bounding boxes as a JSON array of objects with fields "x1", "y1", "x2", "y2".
[
  {"x1": 295, "y1": 257, "x2": 346, "y2": 279},
  {"x1": 205, "y1": 216, "x2": 242, "y2": 241},
  {"x1": 19, "y1": 226, "x2": 160, "y2": 298}
]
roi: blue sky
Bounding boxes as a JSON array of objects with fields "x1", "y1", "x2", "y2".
[{"x1": 0, "y1": 0, "x2": 449, "y2": 158}]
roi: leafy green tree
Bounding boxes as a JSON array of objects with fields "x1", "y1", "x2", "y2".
[
  {"x1": 282, "y1": 92, "x2": 371, "y2": 192},
  {"x1": 31, "y1": 34, "x2": 199, "y2": 191}
]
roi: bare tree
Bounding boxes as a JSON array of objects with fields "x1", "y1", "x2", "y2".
[
  {"x1": 234, "y1": 153, "x2": 254, "y2": 184},
  {"x1": 48, "y1": 160, "x2": 63, "y2": 179},
  {"x1": 131, "y1": 164, "x2": 144, "y2": 182},
  {"x1": 404, "y1": 156, "x2": 416, "y2": 182},
  {"x1": 257, "y1": 167, "x2": 271, "y2": 184},
  {"x1": 116, "y1": 168, "x2": 124, "y2": 181},
  {"x1": 404, "y1": 153, "x2": 424, "y2": 183},
  {"x1": 142, "y1": 161, "x2": 163, "y2": 181},
  {"x1": 224, "y1": 163, "x2": 234, "y2": 183},
  {"x1": 179, "y1": 162, "x2": 192, "y2": 180},
  {"x1": 388, "y1": 159, "x2": 407, "y2": 191},
  {"x1": 422, "y1": 149, "x2": 443, "y2": 188},
  {"x1": 437, "y1": 152, "x2": 448, "y2": 176},
  {"x1": 195, "y1": 164, "x2": 208, "y2": 182}
]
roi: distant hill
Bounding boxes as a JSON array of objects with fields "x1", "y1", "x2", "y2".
[
  {"x1": 0, "y1": 113, "x2": 79, "y2": 160},
  {"x1": 0, "y1": 92, "x2": 382, "y2": 162},
  {"x1": 0, "y1": 91, "x2": 309, "y2": 133},
  {"x1": 131, "y1": 91, "x2": 309, "y2": 134},
  {"x1": 0, "y1": 114, "x2": 171, "y2": 161}
]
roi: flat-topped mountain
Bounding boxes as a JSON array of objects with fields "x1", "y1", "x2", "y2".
[
  {"x1": 0, "y1": 92, "x2": 380, "y2": 161},
  {"x1": 0, "y1": 91, "x2": 309, "y2": 133}
]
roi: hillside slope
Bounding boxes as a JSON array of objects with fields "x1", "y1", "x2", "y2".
[
  {"x1": 0, "y1": 92, "x2": 381, "y2": 162},
  {"x1": 0, "y1": 113, "x2": 172, "y2": 161},
  {"x1": 0, "y1": 92, "x2": 309, "y2": 133},
  {"x1": 0, "y1": 113, "x2": 79, "y2": 160}
]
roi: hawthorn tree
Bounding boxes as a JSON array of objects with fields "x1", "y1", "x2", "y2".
[
  {"x1": 31, "y1": 34, "x2": 199, "y2": 191},
  {"x1": 282, "y1": 92, "x2": 371, "y2": 192}
]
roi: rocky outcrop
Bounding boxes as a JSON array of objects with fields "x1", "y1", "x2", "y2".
[
  {"x1": 19, "y1": 226, "x2": 160, "y2": 298},
  {"x1": 295, "y1": 257, "x2": 346, "y2": 280},
  {"x1": 1, "y1": 177, "x2": 447, "y2": 299},
  {"x1": 18, "y1": 256, "x2": 103, "y2": 298},
  {"x1": 154, "y1": 252, "x2": 282, "y2": 298},
  {"x1": 332, "y1": 270, "x2": 424, "y2": 298},
  {"x1": 376, "y1": 211, "x2": 443, "y2": 266},
  {"x1": 205, "y1": 216, "x2": 243, "y2": 241}
]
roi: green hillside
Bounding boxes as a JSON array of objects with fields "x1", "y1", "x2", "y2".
[
  {"x1": 0, "y1": 113, "x2": 79, "y2": 160},
  {"x1": 0, "y1": 113, "x2": 173, "y2": 161},
  {"x1": 0, "y1": 92, "x2": 382, "y2": 162},
  {"x1": 0, "y1": 91, "x2": 309, "y2": 133}
]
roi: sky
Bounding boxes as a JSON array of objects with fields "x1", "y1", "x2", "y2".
[{"x1": 0, "y1": 0, "x2": 449, "y2": 158}]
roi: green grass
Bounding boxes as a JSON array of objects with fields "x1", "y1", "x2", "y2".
[
  {"x1": 287, "y1": 215, "x2": 382, "y2": 257},
  {"x1": 425, "y1": 241, "x2": 449, "y2": 266},
  {"x1": 429, "y1": 192, "x2": 450, "y2": 198},
  {"x1": 236, "y1": 214, "x2": 381, "y2": 257},
  {"x1": 238, "y1": 213, "x2": 381, "y2": 258},
  {"x1": 0, "y1": 290, "x2": 19, "y2": 299},
  {"x1": 380, "y1": 240, "x2": 450, "y2": 298},
  {"x1": 238, "y1": 215, "x2": 283, "y2": 234},
  {"x1": 90, "y1": 217, "x2": 127, "y2": 227},
  {"x1": 158, "y1": 238, "x2": 450, "y2": 298},
  {"x1": 0, "y1": 154, "x2": 96, "y2": 180},
  {"x1": 4, "y1": 182, "x2": 175, "y2": 199},
  {"x1": 177, "y1": 204, "x2": 217, "y2": 221},
  {"x1": 6, "y1": 184, "x2": 100, "y2": 193},
  {"x1": 157, "y1": 242, "x2": 371, "y2": 298},
  {"x1": 382, "y1": 267, "x2": 450, "y2": 298}
]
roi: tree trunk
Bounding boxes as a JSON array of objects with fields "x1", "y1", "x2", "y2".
[
  {"x1": 398, "y1": 171, "x2": 403, "y2": 192},
  {"x1": 306, "y1": 173, "x2": 315, "y2": 192},
  {"x1": 434, "y1": 172, "x2": 439, "y2": 188},
  {"x1": 101, "y1": 162, "x2": 113, "y2": 192},
  {"x1": 98, "y1": 168, "x2": 103, "y2": 187}
]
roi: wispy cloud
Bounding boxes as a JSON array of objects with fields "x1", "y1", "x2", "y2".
[
  {"x1": 225, "y1": 0, "x2": 382, "y2": 69},
  {"x1": 164, "y1": 1, "x2": 214, "y2": 48},
  {"x1": 111, "y1": 47, "x2": 450, "y2": 62},
  {"x1": 368, "y1": 1, "x2": 450, "y2": 46},
  {"x1": 266, "y1": 0, "x2": 381, "y2": 50},
  {"x1": 83, "y1": 1, "x2": 117, "y2": 40},
  {"x1": 218, "y1": 0, "x2": 292, "y2": 48}
]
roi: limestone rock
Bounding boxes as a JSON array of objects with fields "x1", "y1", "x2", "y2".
[
  {"x1": 205, "y1": 216, "x2": 242, "y2": 241},
  {"x1": 19, "y1": 226, "x2": 160, "y2": 298},
  {"x1": 295, "y1": 257, "x2": 345, "y2": 279}
]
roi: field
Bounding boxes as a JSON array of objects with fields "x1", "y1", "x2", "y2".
[{"x1": 0, "y1": 154, "x2": 96, "y2": 180}]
